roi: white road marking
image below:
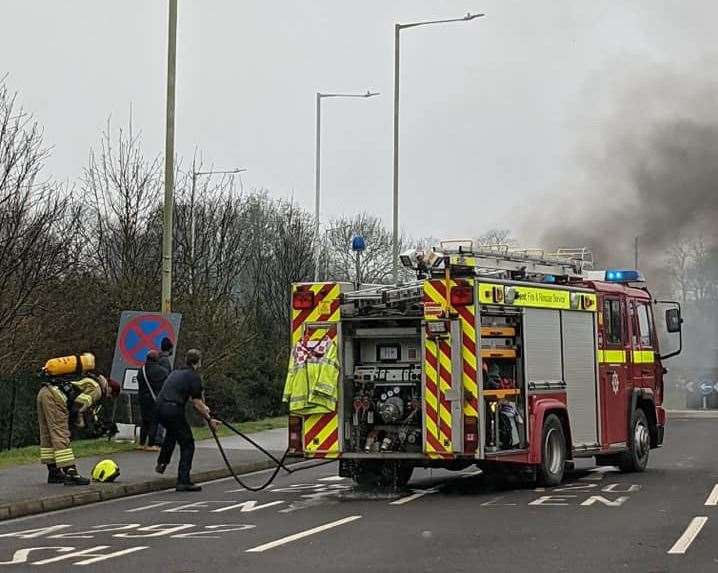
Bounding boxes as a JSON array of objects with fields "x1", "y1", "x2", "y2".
[
  {"x1": 390, "y1": 489, "x2": 438, "y2": 506},
  {"x1": 318, "y1": 476, "x2": 345, "y2": 482},
  {"x1": 211, "y1": 500, "x2": 285, "y2": 513},
  {"x1": 125, "y1": 501, "x2": 174, "y2": 513},
  {"x1": 704, "y1": 484, "x2": 718, "y2": 506},
  {"x1": 245, "y1": 515, "x2": 362, "y2": 552},
  {"x1": 667, "y1": 517, "x2": 709, "y2": 554},
  {"x1": 2, "y1": 460, "x2": 333, "y2": 525}
]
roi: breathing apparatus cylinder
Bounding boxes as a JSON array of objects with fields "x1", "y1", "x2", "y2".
[{"x1": 42, "y1": 353, "x2": 96, "y2": 377}]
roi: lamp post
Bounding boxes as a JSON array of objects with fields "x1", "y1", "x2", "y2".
[
  {"x1": 313, "y1": 90, "x2": 379, "y2": 282},
  {"x1": 161, "y1": 0, "x2": 178, "y2": 313},
  {"x1": 392, "y1": 12, "x2": 484, "y2": 283}
]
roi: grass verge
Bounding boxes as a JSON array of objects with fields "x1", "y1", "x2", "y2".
[
  {"x1": 0, "y1": 438, "x2": 136, "y2": 470},
  {"x1": 0, "y1": 416, "x2": 287, "y2": 469},
  {"x1": 191, "y1": 416, "x2": 287, "y2": 441}
]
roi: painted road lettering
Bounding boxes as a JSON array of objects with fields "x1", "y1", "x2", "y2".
[
  {"x1": 0, "y1": 546, "x2": 148, "y2": 566},
  {"x1": 529, "y1": 495, "x2": 577, "y2": 506},
  {"x1": 126, "y1": 499, "x2": 287, "y2": 514},
  {"x1": 580, "y1": 496, "x2": 629, "y2": 506},
  {"x1": 0, "y1": 523, "x2": 256, "y2": 541}
]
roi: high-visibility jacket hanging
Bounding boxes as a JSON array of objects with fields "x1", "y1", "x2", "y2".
[{"x1": 283, "y1": 335, "x2": 339, "y2": 415}]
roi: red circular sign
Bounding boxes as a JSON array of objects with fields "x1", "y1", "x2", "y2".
[{"x1": 118, "y1": 314, "x2": 175, "y2": 367}]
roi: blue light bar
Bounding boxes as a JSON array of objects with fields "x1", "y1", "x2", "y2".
[{"x1": 605, "y1": 269, "x2": 642, "y2": 282}]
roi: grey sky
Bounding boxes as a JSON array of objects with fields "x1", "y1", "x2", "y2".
[{"x1": 2, "y1": 1, "x2": 715, "y2": 243}]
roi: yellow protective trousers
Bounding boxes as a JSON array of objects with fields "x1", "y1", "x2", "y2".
[{"x1": 36, "y1": 385, "x2": 75, "y2": 468}]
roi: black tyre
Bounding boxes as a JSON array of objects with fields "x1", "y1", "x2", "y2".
[
  {"x1": 352, "y1": 461, "x2": 413, "y2": 489},
  {"x1": 537, "y1": 414, "x2": 566, "y2": 486},
  {"x1": 618, "y1": 408, "x2": 650, "y2": 473}
]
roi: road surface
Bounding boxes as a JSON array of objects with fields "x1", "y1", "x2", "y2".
[{"x1": 0, "y1": 417, "x2": 715, "y2": 572}]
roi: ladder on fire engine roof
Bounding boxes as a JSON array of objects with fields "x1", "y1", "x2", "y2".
[
  {"x1": 437, "y1": 240, "x2": 594, "y2": 280},
  {"x1": 342, "y1": 241, "x2": 594, "y2": 310}
]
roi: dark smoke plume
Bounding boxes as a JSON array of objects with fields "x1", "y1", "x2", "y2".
[
  {"x1": 528, "y1": 66, "x2": 718, "y2": 295},
  {"x1": 524, "y1": 65, "x2": 718, "y2": 383}
]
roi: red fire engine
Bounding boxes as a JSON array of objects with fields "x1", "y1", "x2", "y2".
[{"x1": 286, "y1": 241, "x2": 683, "y2": 486}]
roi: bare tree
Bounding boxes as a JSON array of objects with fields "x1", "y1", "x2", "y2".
[
  {"x1": 80, "y1": 116, "x2": 163, "y2": 310},
  {"x1": 667, "y1": 237, "x2": 692, "y2": 304},
  {"x1": 0, "y1": 80, "x2": 79, "y2": 367},
  {"x1": 323, "y1": 213, "x2": 404, "y2": 284},
  {"x1": 246, "y1": 195, "x2": 316, "y2": 330},
  {"x1": 475, "y1": 228, "x2": 516, "y2": 247}
]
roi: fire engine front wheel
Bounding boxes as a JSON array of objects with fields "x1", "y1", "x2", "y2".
[
  {"x1": 618, "y1": 408, "x2": 650, "y2": 473},
  {"x1": 352, "y1": 461, "x2": 414, "y2": 489},
  {"x1": 537, "y1": 414, "x2": 566, "y2": 486}
]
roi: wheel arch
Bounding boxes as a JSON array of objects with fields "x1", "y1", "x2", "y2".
[
  {"x1": 529, "y1": 398, "x2": 572, "y2": 464},
  {"x1": 631, "y1": 388, "x2": 659, "y2": 448}
]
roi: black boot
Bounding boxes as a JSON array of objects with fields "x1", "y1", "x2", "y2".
[
  {"x1": 63, "y1": 466, "x2": 90, "y2": 486},
  {"x1": 176, "y1": 482, "x2": 202, "y2": 492},
  {"x1": 47, "y1": 464, "x2": 65, "y2": 484}
]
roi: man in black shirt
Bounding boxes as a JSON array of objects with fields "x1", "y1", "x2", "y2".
[{"x1": 155, "y1": 348, "x2": 219, "y2": 491}]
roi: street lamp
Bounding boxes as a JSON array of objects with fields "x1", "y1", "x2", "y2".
[
  {"x1": 392, "y1": 12, "x2": 484, "y2": 283},
  {"x1": 313, "y1": 90, "x2": 380, "y2": 281},
  {"x1": 189, "y1": 167, "x2": 247, "y2": 261}
]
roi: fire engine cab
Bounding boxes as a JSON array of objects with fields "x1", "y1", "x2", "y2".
[{"x1": 286, "y1": 241, "x2": 683, "y2": 487}]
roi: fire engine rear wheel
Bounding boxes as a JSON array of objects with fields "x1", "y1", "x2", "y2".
[
  {"x1": 618, "y1": 408, "x2": 650, "y2": 473},
  {"x1": 352, "y1": 461, "x2": 413, "y2": 489},
  {"x1": 537, "y1": 414, "x2": 566, "y2": 486}
]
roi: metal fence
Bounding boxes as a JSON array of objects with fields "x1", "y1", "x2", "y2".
[
  {"x1": 0, "y1": 376, "x2": 142, "y2": 451},
  {"x1": 0, "y1": 375, "x2": 41, "y2": 451}
]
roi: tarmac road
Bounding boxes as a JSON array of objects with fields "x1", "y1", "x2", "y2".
[{"x1": 0, "y1": 416, "x2": 716, "y2": 572}]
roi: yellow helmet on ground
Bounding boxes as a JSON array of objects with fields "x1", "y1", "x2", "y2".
[{"x1": 91, "y1": 459, "x2": 120, "y2": 482}]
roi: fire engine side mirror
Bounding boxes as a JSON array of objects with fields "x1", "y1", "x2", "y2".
[
  {"x1": 665, "y1": 308, "x2": 682, "y2": 333},
  {"x1": 656, "y1": 300, "x2": 683, "y2": 360}
]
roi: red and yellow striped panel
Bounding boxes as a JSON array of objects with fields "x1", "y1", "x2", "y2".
[
  {"x1": 423, "y1": 280, "x2": 454, "y2": 458},
  {"x1": 291, "y1": 283, "x2": 341, "y2": 345},
  {"x1": 291, "y1": 282, "x2": 342, "y2": 457},
  {"x1": 303, "y1": 412, "x2": 340, "y2": 458},
  {"x1": 452, "y1": 279, "x2": 479, "y2": 419}
]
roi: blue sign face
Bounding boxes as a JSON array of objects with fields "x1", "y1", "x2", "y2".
[
  {"x1": 699, "y1": 382, "x2": 714, "y2": 396},
  {"x1": 119, "y1": 314, "x2": 175, "y2": 367},
  {"x1": 351, "y1": 235, "x2": 366, "y2": 252}
]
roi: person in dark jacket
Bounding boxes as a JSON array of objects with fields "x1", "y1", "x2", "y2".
[
  {"x1": 137, "y1": 350, "x2": 169, "y2": 451},
  {"x1": 159, "y1": 337, "x2": 174, "y2": 371}
]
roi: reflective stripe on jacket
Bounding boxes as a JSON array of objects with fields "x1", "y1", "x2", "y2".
[
  {"x1": 50, "y1": 377, "x2": 103, "y2": 413},
  {"x1": 283, "y1": 336, "x2": 339, "y2": 415}
]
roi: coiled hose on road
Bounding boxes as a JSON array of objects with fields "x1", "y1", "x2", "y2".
[{"x1": 208, "y1": 417, "x2": 335, "y2": 491}]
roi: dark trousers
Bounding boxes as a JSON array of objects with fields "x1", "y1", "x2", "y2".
[
  {"x1": 139, "y1": 396, "x2": 160, "y2": 446},
  {"x1": 157, "y1": 402, "x2": 195, "y2": 485}
]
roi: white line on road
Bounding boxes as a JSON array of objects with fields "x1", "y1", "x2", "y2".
[
  {"x1": 390, "y1": 489, "x2": 437, "y2": 506},
  {"x1": 704, "y1": 484, "x2": 718, "y2": 506},
  {"x1": 318, "y1": 476, "x2": 345, "y2": 482},
  {"x1": 667, "y1": 517, "x2": 709, "y2": 554},
  {"x1": 245, "y1": 515, "x2": 362, "y2": 552}
]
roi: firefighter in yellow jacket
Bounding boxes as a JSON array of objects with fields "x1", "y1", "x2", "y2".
[{"x1": 37, "y1": 363, "x2": 120, "y2": 485}]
